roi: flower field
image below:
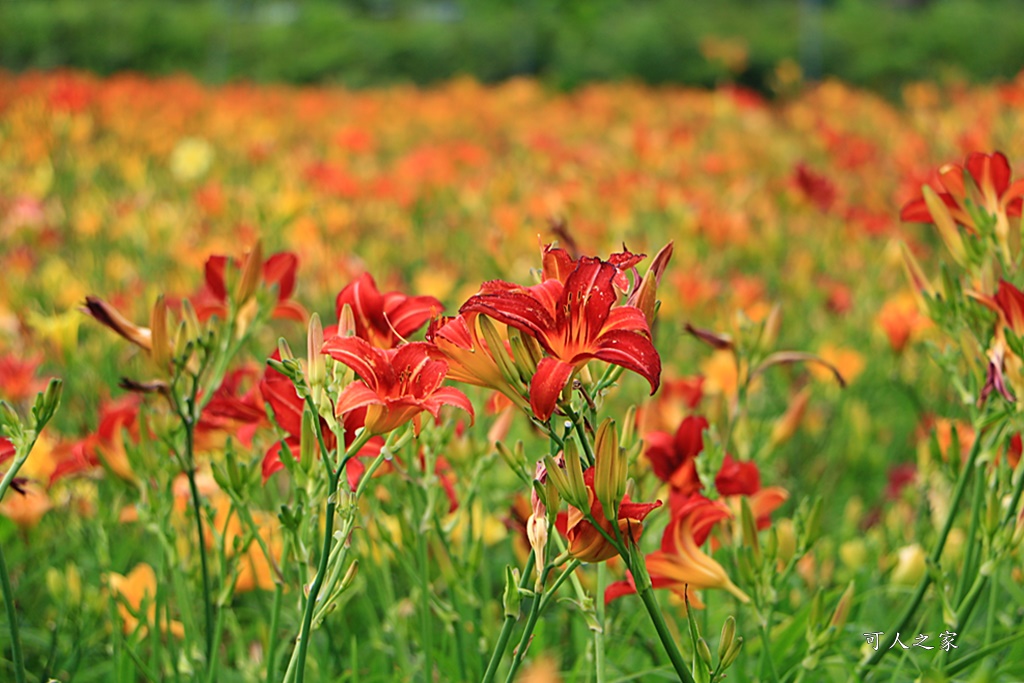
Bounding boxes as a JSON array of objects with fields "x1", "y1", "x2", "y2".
[{"x1": 2, "y1": 68, "x2": 1024, "y2": 682}]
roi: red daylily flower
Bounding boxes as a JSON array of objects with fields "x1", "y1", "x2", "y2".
[
  {"x1": 461, "y1": 255, "x2": 661, "y2": 421},
  {"x1": 993, "y1": 279, "x2": 1024, "y2": 336},
  {"x1": 644, "y1": 415, "x2": 707, "y2": 495},
  {"x1": 793, "y1": 162, "x2": 838, "y2": 212},
  {"x1": 1008, "y1": 434, "x2": 1021, "y2": 470},
  {"x1": 565, "y1": 468, "x2": 661, "y2": 563},
  {"x1": 606, "y1": 495, "x2": 749, "y2": 607},
  {"x1": 50, "y1": 397, "x2": 141, "y2": 483},
  {"x1": 321, "y1": 337, "x2": 473, "y2": 436},
  {"x1": 196, "y1": 367, "x2": 267, "y2": 448},
  {"x1": 0, "y1": 438, "x2": 14, "y2": 466},
  {"x1": 541, "y1": 243, "x2": 645, "y2": 293},
  {"x1": 335, "y1": 273, "x2": 443, "y2": 349},
  {"x1": 259, "y1": 356, "x2": 382, "y2": 489},
  {"x1": 714, "y1": 454, "x2": 789, "y2": 529},
  {"x1": 198, "y1": 251, "x2": 306, "y2": 322},
  {"x1": 901, "y1": 151, "x2": 1024, "y2": 231},
  {"x1": 0, "y1": 354, "x2": 44, "y2": 403}
]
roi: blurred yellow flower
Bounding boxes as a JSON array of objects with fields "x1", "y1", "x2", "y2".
[{"x1": 170, "y1": 137, "x2": 214, "y2": 182}]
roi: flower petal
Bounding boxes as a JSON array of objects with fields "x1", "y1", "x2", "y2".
[
  {"x1": 529, "y1": 357, "x2": 577, "y2": 421},
  {"x1": 204, "y1": 255, "x2": 230, "y2": 300},
  {"x1": 322, "y1": 335, "x2": 388, "y2": 390},
  {"x1": 334, "y1": 381, "x2": 385, "y2": 418},
  {"x1": 591, "y1": 329, "x2": 662, "y2": 394}
]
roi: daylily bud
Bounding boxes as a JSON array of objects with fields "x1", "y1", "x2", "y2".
[
  {"x1": 508, "y1": 330, "x2": 539, "y2": 382},
  {"x1": 696, "y1": 637, "x2": 713, "y2": 669},
  {"x1": 180, "y1": 298, "x2": 202, "y2": 341},
  {"x1": 478, "y1": 316, "x2": 523, "y2": 391},
  {"x1": 898, "y1": 241, "x2": 935, "y2": 307},
  {"x1": 776, "y1": 518, "x2": 797, "y2": 564},
  {"x1": 32, "y1": 378, "x2": 63, "y2": 429},
  {"x1": 235, "y1": 240, "x2": 264, "y2": 305},
  {"x1": 619, "y1": 405, "x2": 636, "y2": 448},
  {"x1": 562, "y1": 441, "x2": 589, "y2": 509},
  {"x1": 300, "y1": 409, "x2": 316, "y2": 473},
  {"x1": 807, "y1": 590, "x2": 824, "y2": 632},
  {"x1": 496, "y1": 442, "x2": 528, "y2": 478},
  {"x1": 307, "y1": 313, "x2": 325, "y2": 388},
  {"x1": 235, "y1": 298, "x2": 259, "y2": 338},
  {"x1": 526, "y1": 513, "x2": 549, "y2": 579},
  {"x1": 718, "y1": 616, "x2": 736, "y2": 662},
  {"x1": 46, "y1": 567, "x2": 64, "y2": 601},
  {"x1": 769, "y1": 386, "x2": 811, "y2": 448},
  {"x1": 720, "y1": 636, "x2": 743, "y2": 671},
  {"x1": 922, "y1": 186, "x2": 967, "y2": 265},
  {"x1": 542, "y1": 454, "x2": 575, "y2": 507},
  {"x1": 830, "y1": 581, "x2": 855, "y2": 629},
  {"x1": 502, "y1": 566, "x2": 522, "y2": 618},
  {"x1": 593, "y1": 419, "x2": 624, "y2": 522},
  {"x1": 685, "y1": 323, "x2": 734, "y2": 350},
  {"x1": 519, "y1": 331, "x2": 545, "y2": 371},
  {"x1": 277, "y1": 338, "x2": 296, "y2": 364},
  {"x1": 336, "y1": 303, "x2": 356, "y2": 339},
  {"x1": 83, "y1": 296, "x2": 152, "y2": 351},
  {"x1": 339, "y1": 560, "x2": 359, "y2": 593},
  {"x1": 65, "y1": 563, "x2": 82, "y2": 605},
  {"x1": 740, "y1": 496, "x2": 760, "y2": 560},
  {"x1": 803, "y1": 497, "x2": 823, "y2": 548},
  {"x1": 151, "y1": 295, "x2": 170, "y2": 372},
  {"x1": 627, "y1": 241, "x2": 674, "y2": 325},
  {"x1": 0, "y1": 401, "x2": 20, "y2": 436},
  {"x1": 891, "y1": 543, "x2": 926, "y2": 586},
  {"x1": 761, "y1": 304, "x2": 782, "y2": 351},
  {"x1": 839, "y1": 539, "x2": 867, "y2": 570},
  {"x1": 984, "y1": 489, "x2": 1001, "y2": 537}
]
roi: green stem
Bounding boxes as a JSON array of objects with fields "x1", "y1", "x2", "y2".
[
  {"x1": 419, "y1": 522, "x2": 433, "y2": 681},
  {"x1": 562, "y1": 402, "x2": 596, "y2": 467},
  {"x1": 0, "y1": 541, "x2": 26, "y2": 683},
  {"x1": 184, "y1": 441, "x2": 216, "y2": 671},
  {"x1": 953, "y1": 470, "x2": 986, "y2": 604},
  {"x1": 984, "y1": 566, "x2": 998, "y2": 645},
  {"x1": 537, "y1": 559, "x2": 582, "y2": 613},
  {"x1": 636, "y1": 585, "x2": 696, "y2": 683},
  {"x1": 759, "y1": 619, "x2": 780, "y2": 683},
  {"x1": 595, "y1": 563, "x2": 608, "y2": 683},
  {"x1": 265, "y1": 571, "x2": 286, "y2": 683},
  {"x1": 292, "y1": 497, "x2": 337, "y2": 683},
  {"x1": 0, "y1": 433, "x2": 39, "y2": 683},
  {"x1": 857, "y1": 426, "x2": 984, "y2": 675},
  {"x1": 203, "y1": 597, "x2": 228, "y2": 683},
  {"x1": 504, "y1": 565, "x2": 553, "y2": 683},
  {"x1": 481, "y1": 553, "x2": 535, "y2": 683},
  {"x1": 287, "y1": 429, "x2": 374, "y2": 683}
]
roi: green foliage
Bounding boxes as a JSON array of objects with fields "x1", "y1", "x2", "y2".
[{"x1": 2, "y1": 0, "x2": 1024, "y2": 94}]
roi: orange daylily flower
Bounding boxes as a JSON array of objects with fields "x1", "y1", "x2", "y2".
[
  {"x1": 0, "y1": 480, "x2": 51, "y2": 530},
  {"x1": 901, "y1": 151, "x2": 1024, "y2": 232},
  {"x1": 877, "y1": 292, "x2": 931, "y2": 353},
  {"x1": 606, "y1": 496, "x2": 749, "y2": 607},
  {"x1": 564, "y1": 468, "x2": 661, "y2": 563},
  {"x1": 108, "y1": 563, "x2": 185, "y2": 639}
]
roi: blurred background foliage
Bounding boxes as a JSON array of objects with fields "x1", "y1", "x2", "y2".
[{"x1": 1, "y1": 0, "x2": 1022, "y2": 97}]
